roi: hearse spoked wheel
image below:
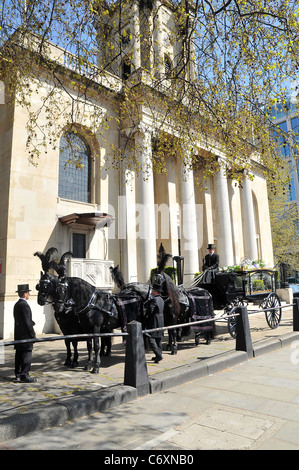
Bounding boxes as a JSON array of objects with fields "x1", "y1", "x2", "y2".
[{"x1": 265, "y1": 292, "x2": 282, "y2": 329}]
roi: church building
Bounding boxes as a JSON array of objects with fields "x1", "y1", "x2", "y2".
[{"x1": 0, "y1": 0, "x2": 274, "y2": 338}]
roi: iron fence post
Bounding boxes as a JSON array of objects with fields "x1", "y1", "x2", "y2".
[
  {"x1": 293, "y1": 298, "x2": 299, "y2": 331},
  {"x1": 124, "y1": 320, "x2": 149, "y2": 397},
  {"x1": 235, "y1": 305, "x2": 253, "y2": 358}
]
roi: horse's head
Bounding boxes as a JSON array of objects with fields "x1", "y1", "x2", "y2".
[
  {"x1": 36, "y1": 272, "x2": 58, "y2": 306},
  {"x1": 53, "y1": 280, "x2": 74, "y2": 314}
]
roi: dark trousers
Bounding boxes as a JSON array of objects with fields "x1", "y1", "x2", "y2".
[
  {"x1": 15, "y1": 350, "x2": 32, "y2": 379},
  {"x1": 148, "y1": 336, "x2": 163, "y2": 360}
]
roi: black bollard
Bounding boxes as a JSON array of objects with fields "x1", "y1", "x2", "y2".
[
  {"x1": 124, "y1": 320, "x2": 149, "y2": 397},
  {"x1": 235, "y1": 305, "x2": 253, "y2": 358},
  {"x1": 293, "y1": 298, "x2": 299, "y2": 331}
]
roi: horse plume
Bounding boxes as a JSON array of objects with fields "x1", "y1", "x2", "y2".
[
  {"x1": 110, "y1": 265, "x2": 125, "y2": 289},
  {"x1": 34, "y1": 247, "x2": 58, "y2": 272},
  {"x1": 50, "y1": 251, "x2": 73, "y2": 279},
  {"x1": 157, "y1": 243, "x2": 172, "y2": 274}
]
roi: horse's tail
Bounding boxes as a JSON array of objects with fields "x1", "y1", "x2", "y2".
[
  {"x1": 34, "y1": 247, "x2": 58, "y2": 272},
  {"x1": 110, "y1": 265, "x2": 125, "y2": 289},
  {"x1": 163, "y1": 272, "x2": 180, "y2": 317}
]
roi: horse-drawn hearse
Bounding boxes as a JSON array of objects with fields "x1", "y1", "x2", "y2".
[
  {"x1": 34, "y1": 247, "x2": 281, "y2": 373},
  {"x1": 197, "y1": 268, "x2": 281, "y2": 338}
]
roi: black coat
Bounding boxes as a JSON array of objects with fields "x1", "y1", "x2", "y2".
[
  {"x1": 14, "y1": 299, "x2": 36, "y2": 351},
  {"x1": 145, "y1": 295, "x2": 164, "y2": 339},
  {"x1": 202, "y1": 253, "x2": 219, "y2": 271}
]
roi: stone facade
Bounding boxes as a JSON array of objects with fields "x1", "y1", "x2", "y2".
[{"x1": 0, "y1": 0, "x2": 274, "y2": 338}]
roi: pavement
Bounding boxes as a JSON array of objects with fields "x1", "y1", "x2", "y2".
[{"x1": 0, "y1": 303, "x2": 298, "y2": 448}]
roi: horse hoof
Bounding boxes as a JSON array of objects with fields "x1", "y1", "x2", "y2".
[
  {"x1": 91, "y1": 367, "x2": 99, "y2": 374},
  {"x1": 71, "y1": 361, "x2": 79, "y2": 368},
  {"x1": 105, "y1": 351, "x2": 111, "y2": 357},
  {"x1": 64, "y1": 360, "x2": 72, "y2": 367},
  {"x1": 84, "y1": 363, "x2": 93, "y2": 371}
]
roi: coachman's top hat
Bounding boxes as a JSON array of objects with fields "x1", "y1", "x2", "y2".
[
  {"x1": 16, "y1": 284, "x2": 31, "y2": 293},
  {"x1": 207, "y1": 244, "x2": 215, "y2": 250}
]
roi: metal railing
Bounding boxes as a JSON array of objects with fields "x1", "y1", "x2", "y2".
[{"x1": 1, "y1": 299, "x2": 299, "y2": 396}]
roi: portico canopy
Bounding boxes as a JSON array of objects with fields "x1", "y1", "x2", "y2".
[{"x1": 59, "y1": 212, "x2": 114, "y2": 228}]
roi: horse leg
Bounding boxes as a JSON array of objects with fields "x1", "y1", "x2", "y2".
[
  {"x1": 91, "y1": 337, "x2": 101, "y2": 374},
  {"x1": 177, "y1": 328, "x2": 182, "y2": 342},
  {"x1": 71, "y1": 340, "x2": 79, "y2": 368},
  {"x1": 100, "y1": 336, "x2": 111, "y2": 357},
  {"x1": 104, "y1": 336, "x2": 111, "y2": 357},
  {"x1": 171, "y1": 329, "x2": 177, "y2": 355},
  {"x1": 64, "y1": 339, "x2": 72, "y2": 367},
  {"x1": 100, "y1": 337, "x2": 105, "y2": 357},
  {"x1": 166, "y1": 328, "x2": 172, "y2": 351},
  {"x1": 84, "y1": 339, "x2": 93, "y2": 371}
]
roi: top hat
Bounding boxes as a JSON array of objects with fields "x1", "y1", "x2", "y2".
[
  {"x1": 152, "y1": 274, "x2": 164, "y2": 293},
  {"x1": 207, "y1": 244, "x2": 215, "y2": 250},
  {"x1": 16, "y1": 284, "x2": 31, "y2": 293}
]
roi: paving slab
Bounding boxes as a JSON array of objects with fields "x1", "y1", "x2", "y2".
[{"x1": 0, "y1": 304, "x2": 298, "y2": 448}]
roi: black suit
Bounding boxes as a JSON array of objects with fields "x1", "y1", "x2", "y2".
[
  {"x1": 202, "y1": 252, "x2": 219, "y2": 283},
  {"x1": 203, "y1": 253, "x2": 219, "y2": 271},
  {"x1": 144, "y1": 294, "x2": 164, "y2": 361},
  {"x1": 14, "y1": 298, "x2": 36, "y2": 380}
]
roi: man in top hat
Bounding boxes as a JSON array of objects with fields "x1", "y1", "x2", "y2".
[
  {"x1": 144, "y1": 274, "x2": 165, "y2": 363},
  {"x1": 202, "y1": 244, "x2": 219, "y2": 283},
  {"x1": 13, "y1": 284, "x2": 37, "y2": 383}
]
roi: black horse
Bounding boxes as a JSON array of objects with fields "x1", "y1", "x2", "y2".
[
  {"x1": 36, "y1": 270, "x2": 94, "y2": 368},
  {"x1": 110, "y1": 240, "x2": 215, "y2": 353},
  {"x1": 35, "y1": 249, "x2": 95, "y2": 368},
  {"x1": 37, "y1": 269, "x2": 144, "y2": 373},
  {"x1": 110, "y1": 260, "x2": 185, "y2": 355}
]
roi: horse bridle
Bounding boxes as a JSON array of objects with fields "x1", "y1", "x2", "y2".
[{"x1": 36, "y1": 278, "x2": 55, "y2": 305}]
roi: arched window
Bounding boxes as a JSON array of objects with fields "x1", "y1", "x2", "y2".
[{"x1": 58, "y1": 131, "x2": 91, "y2": 203}]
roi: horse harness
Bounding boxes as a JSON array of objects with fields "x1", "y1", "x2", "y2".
[{"x1": 72, "y1": 287, "x2": 142, "y2": 331}]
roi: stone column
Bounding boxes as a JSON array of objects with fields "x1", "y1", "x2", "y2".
[
  {"x1": 215, "y1": 166, "x2": 234, "y2": 267},
  {"x1": 135, "y1": 127, "x2": 157, "y2": 283},
  {"x1": 240, "y1": 177, "x2": 258, "y2": 260},
  {"x1": 119, "y1": 166, "x2": 138, "y2": 283},
  {"x1": 180, "y1": 159, "x2": 199, "y2": 279},
  {"x1": 132, "y1": 0, "x2": 141, "y2": 70},
  {"x1": 153, "y1": 0, "x2": 164, "y2": 76},
  {"x1": 166, "y1": 161, "x2": 179, "y2": 256}
]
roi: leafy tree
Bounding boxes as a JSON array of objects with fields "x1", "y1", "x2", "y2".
[
  {"x1": 268, "y1": 163, "x2": 299, "y2": 270},
  {"x1": 0, "y1": 0, "x2": 299, "y2": 187}
]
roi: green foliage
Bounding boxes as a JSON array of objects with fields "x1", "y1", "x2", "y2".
[
  {"x1": 252, "y1": 279, "x2": 265, "y2": 291},
  {"x1": 0, "y1": 0, "x2": 299, "y2": 187},
  {"x1": 150, "y1": 266, "x2": 177, "y2": 282}
]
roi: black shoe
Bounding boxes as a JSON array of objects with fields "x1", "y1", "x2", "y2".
[
  {"x1": 14, "y1": 377, "x2": 21, "y2": 383},
  {"x1": 21, "y1": 376, "x2": 37, "y2": 383},
  {"x1": 154, "y1": 356, "x2": 163, "y2": 363}
]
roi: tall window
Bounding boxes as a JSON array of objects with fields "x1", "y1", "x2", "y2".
[{"x1": 58, "y1": 131, "x2": 91, "y2": 203}]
